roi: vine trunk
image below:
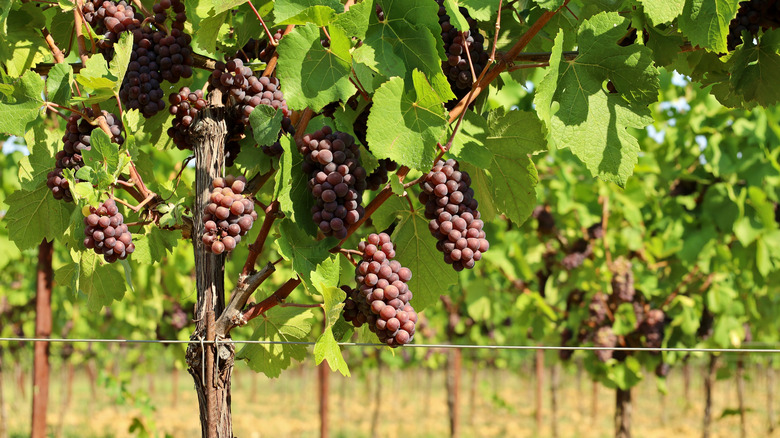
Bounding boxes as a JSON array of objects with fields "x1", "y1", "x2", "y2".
[
  {"x1": 615, "y1": 387, "x2": 631, "y2": 438},
  {"x1": 31, "y1": 239, "x2": 53, "y2": 438}
]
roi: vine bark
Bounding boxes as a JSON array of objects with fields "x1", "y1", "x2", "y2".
[{"x1": 31, "y1": 239, "x2": 53, "y2": 438}]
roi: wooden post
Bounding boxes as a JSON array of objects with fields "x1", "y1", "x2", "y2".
[
  {"x1": 615, "y1": 388, "x2": 632, "y2": 438},
  {"x1": 703, "y1": 355, "x2": 718, "y2": 438},
  {"x1": 447, "y1": 349, "x2": 462, "y2": 438},
  {"x1": 536, "y1": 349, "x2": 543, "y2": 431},
  {"x1": 31, "y1": 240, "x2": 54, "y2": 438},
  {"x1": 768, "y1": 359, "x2": 775, "y2": 434},
  {"x1": 319, "y1": 360, "x2": 329, "y2": 438},
  {"x1": 551, "y1": 363, "x2": 559, "y2": 438},
  {"x1": 737, "y1": 355, "x2": 746, "y2": 438}
]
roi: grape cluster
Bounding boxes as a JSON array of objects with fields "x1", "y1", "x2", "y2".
[
  {"x1": 533, "y1": 205, "x2": 555, "y2": 235},
  {"x1": 201, "y1": 176, "x2": 257, "y2": 255},
  {"x1": 238, "y1": 29, "x2": 283, "y2": 63},
  {"x1": 610, "y1": 258, "x2": 635, "y2": 303},
  {"x1": 561, "y1": 238, "x2": 593, "y2": 271},
  {"x1": 207, "y1": 58, "x2": 293, "y2": 164},
  {"x1": 342, "y1": 233, "x2": 417, "y2": 347},
  {"x1": 727, "y1": 0, "x2": 780, "y2": 50},
  {"x1": 299, "y1": 127, "x2": 368, "y2": 238},
  {"x1": 638, "y1": 309, "x2": 665, "y2": 351},
  {"x1": 82, "y1": 0, "x2": 141, "y2": 50},
  {"x1": 587, "y1": 292, "x2": 609, "y2": 327},
  {"x1": 47, "y1": 110, "x2": 123, "y2": 202},
  {"x1": 83, "y1": 199, "x2": 135, "y2": 263},
  {"x1": 101, "y1": 0, "x2": 193, "y2": 118},
  {"x1": 419, "y1": 159, "x2": 488, "y2": 271},
  {"x1": 168, "y1": 87, "x2": 207, "y2": 151},
  {"x1": 594, "y1": 326, "x2": 617, "y2": 362},
  {"x1": 436, "y1": 0, "x2": 489, "y2": 100}
]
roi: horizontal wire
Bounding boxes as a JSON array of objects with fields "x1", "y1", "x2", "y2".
[{"x1": 0, "y1": 337, "x2": 778, "y2": 354}]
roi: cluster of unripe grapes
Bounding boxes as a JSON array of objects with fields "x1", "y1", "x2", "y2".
[
  {"x1": 727, "y1": 0, "x2": 780, "y2": 50},
  {"x1": 83, "y1": 0, "x2": 194, "y2": 118},
  {"x1": 47, "y1": 110, "x2": 123, "y2": 202},
  {"x1": 299, "y1": 127, "x2": 368, "y2": 239},
  {"x1": 343, "y1": 233, "x2": 417, "y2": 347},
  {"x1": 419, "y1": 159, "x2": 488, "y2": 271},
  {"x1": 83, "y1": 199, "x2": 135, "y2": 263},
  {"x1": 436, "y1": 0, "x2": 489, "y2": 100},
  {"x1": 201, "y1": 176, "x2": 257, "y2": 255}
]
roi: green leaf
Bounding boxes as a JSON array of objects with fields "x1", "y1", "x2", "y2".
[
  {"x1": 678, "y1": 0, "x2": 740, "y2": 53},
  {"x1": 82, "y1": 129, "x2": 120, "y2": 176},
  {"x1": 46, "y1": 63, "x2": 74, "y2": 106},
  {"x1": 108, "y1": 32, "x2": 134, "y2": 93},
  {"x1": 275, "y1": 136, "x2": 317, "y2": 235},
  {"x1": 276, "y1": 219, "x2": 339, "y2": 291},
  {"x1": 193, "y1": 11, "x2": 228, "y2": 53},
  {"x1": 54, "y1": 251, "x2": 127, "y2": 311},
  {"x1": 249, "y1": 105, "x2": 284, "y2": 146},
  {"x1": 315, "y1": 329, "x2": 351, "y2": 376},
  {"x1": 459, "y1": 0, "x2": 499, "y2": 21},
  {"x1": 237, "y1": 306, "x2": 315, "y2": 378},
  {"x1": 132, "y1": 227, "x2": 181, "y2": 265},
  {"x1": 608, "y1": 356, "x2": 643, "y2": 390},
  {"x1": 277, "y1": 23, "x2": 356, "y2": 111},
  {"x1": 0, "y1": 3, "x2": 48, "y2": 77},
  {"x1": 442, "y1": 0, "x2": 469, "y2": 31},
  {"x1": 364, "y1": 0, "x2": 454, "y2": 100},
  {"x1": 333, "y1": 0, "x2": 372, "y2": 39},
  {"x1": 482, "y1": 109, "x2": 543, "y2": 224},
  {"x1": 366, "y1": 73, "x2": 447, "y2": 170},
  {"x1": 638, "y1": 0, "x2": 684, "y2": 25},
  {"x1": 729, "y1": 29, "x2": 780, "y2": 107},
  {"x1": 391, "y1": 208, "x2": 459, "y2": 311},
  {"x1": 613, "y1": 303, "x2": 638, "y2": 335},
  {"x1": 274, "y1": 0, "x2": 343, "y2": 26},
  {"x1": 5, "y1": 184, "x2": 73, "y2": 250},
  {"x1": 18, "y1": 125, "x2": 57, "y2": 190},
  {"x1": 534, "y1": 14, "x2": 658, "y2": 186},
  {"x1": 0, "y1": 70, "x2": 45, "y2": 136}
]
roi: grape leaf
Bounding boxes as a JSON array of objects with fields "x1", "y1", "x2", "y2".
[
  {"x1": 18, "y1": 125, "x2": 58, "y2": 190},
  {"x1": 364, "y1": 0, "x2": 454, "y2": 100},
  {"x1": 459, "y1": 0, "x2": 500, "y2": 21},
  {"x1": 82, "y1": 129, "x2": 120, "y2": 177},
  {"x1": 370, "y1": 193, "x2": 408, "y2": 232},
  {"x1": 276, "y1": 219, "x2": 339, "y2": 291},
  {"x1": 678, "y1": 0, "x2": 739, "y2": 53},
  {"x1": 482, "y1": 109, "x2": 544, "y2": 225},
  {"x1": 5, "y1": 184, "x2": 73, "y2": 250},
  {"x1": 237, "y1": 306, "x2": 315, "y2": 378},
  {"x1": 108, "y1": 32, "x2": 133, "y2": 93},
  {"x1": 249, "y1": 104, "x2": 284, "y2": 147},
  {"x1": 333, "y1": 0, "x2": 372, "y2": 40},
  {"x1": 132, "y1": 227, "x2": 181, "y2": 265},
  {"x1": 276, "y1": 23, "x2": 356, "y2": 111},
  {"x1": 315, "y1": 329, "x2": 351, "y2": 376},
  {"x1": 193, "y1": 11, "x2": 228, "y2": 53},
  {"x1": 275, "y1": 136, "x2": 317, "y2": 236},
  {"x1": 0, "y1": 71, "x2": 45, "y2": 137},
  {"x1": 638, "y1": 0, "x2": 684, "y2": 25},
  {"x1": 54, "y1": 251, "x2": 127, "y2": 311},
  {"x1": 391, "y1": 208, "x2": 459, "y2": 311},
  {"x1": 0, "y1": 3, "x2": 48, "y2": 77},
  {"x1": 274, "y1": 0, "x2": 343, "y2": 26},
  {"x1": 366, "y1": 72, "x2": 447, "y2": 170},
  {"x1": 460, "y1": 161, "x2": 497, "y2": 222},
  {"x1": 442, "y1": 0, "x2": 469, "y2": 32},
  {"x1": 312, "y1": 277, "x2": 350, "y2": 375},
  {"x1": 729, "y1": 29, "x2": 780, "y2": 107},
  {"x1": 534, "y1": 13, "x2": 657, "y2": 186},
  {"x1": 46, "y1": 63, "x2": 73, "y2": 106}
]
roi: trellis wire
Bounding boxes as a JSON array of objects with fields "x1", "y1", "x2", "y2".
[{"x1": 0, "y1": 337, "x2": 778, "y2": 354}]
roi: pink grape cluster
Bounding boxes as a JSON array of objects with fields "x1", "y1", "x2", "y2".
[
  {"x1": 83, "y1": 199, "x2": 135, "y2": 263},
  {"x1": 201, "y1": 176, "x2": 257, "y2": 254},
  {"x1": 343, "y1": 233, "x2": 417, "y2": 347}
]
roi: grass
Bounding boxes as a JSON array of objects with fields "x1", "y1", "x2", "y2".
[{"x1": 2, "y1": 357, "x2": 778, "y2": 437}]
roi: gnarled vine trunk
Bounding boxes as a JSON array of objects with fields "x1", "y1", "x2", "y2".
[
  {"x1": 184, "y1": 105, "x2": 235, "y2": 438},
  {"x1": 615, "y1": 388, "x2": 631, "y2": 438}
]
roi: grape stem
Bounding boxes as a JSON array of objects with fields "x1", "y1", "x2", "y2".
[
  {"x1": 41, "y1": 27, "x2": 65, "y2": 63},
  {"x1": 661, "y1": 266, "x2": 702, "y2": 309},
  {"x1": 241, "y1": 277, "x2": 303, "y2": 324},
  {"x1": 246, "y1": 168, "x2": 276, "y2": 195},
  {"x1": 488, "y1": 0, "x2": 503, "y2": 64},
  {"x1": 241, "y1": 200, "x2": 280, "y2": 277},
  {"x1": 130, "y1": 0, "x2": 152, "y2": 18},
  {"x1": 506, "y1": 62, "x2": 550, "y2": 71},
  {"x1": 247, "y1": 1, "x2": 278, "y2": 46},
  {"x1": 45, "y1": 105, "x2": 70, "y2": 122},
  {"x1": 262, "y1": 25, "x2": 295, "y2": 78},
  {"x1": 45, "y1": 103, "x2": 91, "y2": 121},
  {"x1": 111, "y1": 192, "x2": 155, "y2": 213},
  {"x1": 279, "y1": 303, "x2": 323, "y2": 309}
]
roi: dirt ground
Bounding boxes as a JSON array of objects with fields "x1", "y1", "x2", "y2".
[{"x1": 3, "y1": 358, "x2": 778, "y2": 437}]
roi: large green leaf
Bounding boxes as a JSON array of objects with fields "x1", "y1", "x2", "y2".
[
  {"x1": 276, "y1": 23, "x2": 355, "y2": 111},
  {"x1": 366, "y1": 72, "x2": 447, "y2": 170},
  {"x1": 638, "y1": 0, "x2": 684, "y2": 25},
  {"x1": 729, "y1": 29, "x2": 780, "y2": 107},
  {"x1": 535, "y1": 13, "x2": 658, "y2": 186},
  {"x1": 274, "y1": 136, "x2": 318, "y2": 236},
  {"x1": 274, "y1": 0, "x2": 343, "y2": 26},
  {"x1": 237, "y1": 306, "x2": 315, "y2": 378},
  {"x1": 679, "y1": 0, "x2": 740, "y2": 53},
  {"x1": 276, "y1": 219, "x2": 339, "y2": 291},
  {"x1": 0, "y1": 71, "x2": 45, "y2": 136},
  {"x1": 54, "y1": 251, "x2": 127, "y2": 311},
  {"x1": 5, "y1": 184, "x2": 73, "y2": 250}
]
